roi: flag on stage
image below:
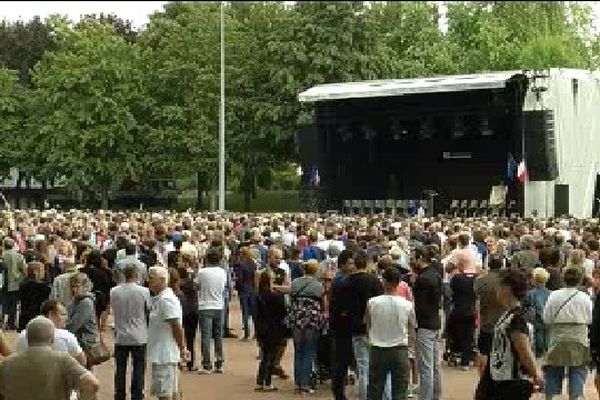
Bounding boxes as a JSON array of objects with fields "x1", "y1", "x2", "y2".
[
  {"x1": 507, "y1": 153, "x2": 518, "y2": 182},
  {"x1": 517, "y1": 159, "x2": 528, "y2": 183}
]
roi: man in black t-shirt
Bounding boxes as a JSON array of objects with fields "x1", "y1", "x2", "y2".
[{"x1": 345, "y1": 250, "x2": 383, "y2": 400}]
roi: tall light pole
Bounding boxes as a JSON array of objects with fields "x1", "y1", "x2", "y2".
[{"x1": 218, "y1": 1, "x2": 226, "y2": 212}]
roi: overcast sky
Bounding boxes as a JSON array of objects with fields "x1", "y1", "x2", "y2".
[
  {"x1": 1, "y1": 1, "x2": 599, "y2": 33},
  {"x1": 0, "y1": 1, "x2": 169, "y2": 28}
]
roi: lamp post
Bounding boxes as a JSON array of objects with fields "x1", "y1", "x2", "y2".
[{"x1": 218, "y1": 1, "x2": 226, "y2": 212}]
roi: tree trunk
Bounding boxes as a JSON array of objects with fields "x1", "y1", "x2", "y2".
[
  {"x1": 100, "y1": 186, "x2": 109, "y2": 210},
  {"x1": 251, "y1": 173, "x2": 257, "y2": 200},
  {"x1": 15, "y1": 170, "x2": 23, "y2": 209},
  {"x1": 196, "y1": 169, "x2": 204, "y2": 210}
]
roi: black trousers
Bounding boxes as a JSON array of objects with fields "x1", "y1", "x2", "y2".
[
  {"x1": 183, "y1": 311, "x2": 199, "y2": 369},
  {"x1": 331, "y1": 335, "x2": 354, "y2": 400},
  {"x1": 449, "y1": 313, "x2": 475, "y2": 366},
  {"x1": 368, "y1": 345, "x2": 409, "y2": 400},
  {"x1": 257, "y1": 340, "x2": 278, "y2": 386},
  {"x1": 4, "y1": 291, "x2": 19, "y2": 329},
  {"x1": 114, "y1": 344, "x2": 146, "y2": 400}
]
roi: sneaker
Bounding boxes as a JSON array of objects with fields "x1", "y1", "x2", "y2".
[
  {"x1": 214, "y1": 367, "x2": 224, "y2": 374},
  {"x1": 198, "y1": 368, "x2": 212, "y2": 375},
  {"x1": 460, "y1": 365, "x2": 470, "y2": 371},
  {"x1": 303, "y1": 388, "x2": 316, "y2": 394},
  {"x1": 263, "y1": 386, "x2": 278, "y2": 392}
]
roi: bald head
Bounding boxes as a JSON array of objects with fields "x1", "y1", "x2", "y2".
[{"x1": 26, "y1": 316, "x2": 55, "y2": 347}]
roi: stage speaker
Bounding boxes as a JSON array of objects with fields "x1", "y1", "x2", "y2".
[
  {"x1": 523, "y1": 110, "x2": 558, "y2": 181},
  {"x1": 555, "y1": 184, "x2": 569, "y2": 217}
]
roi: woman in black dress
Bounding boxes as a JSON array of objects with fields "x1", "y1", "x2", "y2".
[
  {"x1": 80, "y1": 250, "x2": 113, "y2": 331},
  {"x1": 254, "y1": 271, "x2": 288, "y2": 392}
]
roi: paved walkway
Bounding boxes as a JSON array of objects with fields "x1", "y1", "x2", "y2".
[{"x1": 6, "y1": 298, "x2": 598, "y2": 399}]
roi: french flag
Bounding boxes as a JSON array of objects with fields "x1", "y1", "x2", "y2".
[{"x1": 517, "y1": 159, "x2": 528, "y2": 183}]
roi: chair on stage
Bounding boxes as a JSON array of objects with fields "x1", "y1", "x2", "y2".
[
  {"x1": 468, "y1": 200, "x2": 479, "y2": 217},
  {"x1": 459, "y1": 200, "x2": 469, "y2": 217},
  {"x1": 385, "y1": 199, "x2": 396, "y2": 215},
  {"x1": 343, "y1": 200, "x2": 352, "y2": 215},
  {"x1": 374, "y1": 200, "x2": 384, "y2": 214},
  {"x1": 352, "y1": 200, "x2": 362, "y2": 215},
  {"x1": 397, "y1": 199, "x2": 408, "y2": 217},
  {"x1": 449, "y1": 200, "x2": 460, "y2": 218},
  {"x1": 363, "y1": 200, "x2": 374, "y2": 215},
  {"x1": 479, "y1": 200, "x2": 489, "y2": 217}
]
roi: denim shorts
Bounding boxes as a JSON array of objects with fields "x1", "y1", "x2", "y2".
[{"x1": 544, "y1": 365, "x2": 587, "y2": 398}]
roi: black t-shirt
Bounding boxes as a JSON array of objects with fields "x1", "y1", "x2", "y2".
[
  {"x1": 330, "y1": 275, "x2": 353, "y2": 337},
  {"x1": 450, "y1": 272, "x2": 476, "y2": 317},
  {"x1": 413, "y1": 265, "x2": 443, "y2": 330},
  {"x1": 346, "y1": 271, "x2": 384, "y2": 336}
]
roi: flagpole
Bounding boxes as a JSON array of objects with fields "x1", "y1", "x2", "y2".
[{"x1": 218, "y1": 1, "x2": 226, "y2": 212}]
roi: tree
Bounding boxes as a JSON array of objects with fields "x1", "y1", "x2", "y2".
[
  {"x1": 0, "y1": 16, "x2": 57, "y2": 87},
  {"x1": 141, "y1": 2, "x2": 222, "y2": 209},
  {"x1": 0, "y1": 68, "x2": 26, "y2": 177},
  {"x1": 77, "y1": 13, "x2": 138, "y2": 43},
  {"x1": 30, "y1": 17, "x2": 150, "y2": 208}
]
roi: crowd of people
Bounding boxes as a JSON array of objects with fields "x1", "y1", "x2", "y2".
[{"x1": 0, "y1": 209, "x2": 600, "y2": 400}]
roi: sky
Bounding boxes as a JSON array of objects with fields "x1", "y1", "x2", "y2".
[
  {"x1": 1, "y1": 1, "x2": 599, "y2": 32},
  {"x1": 0, "y1": 1, "x2": 169, "y2": 28}
]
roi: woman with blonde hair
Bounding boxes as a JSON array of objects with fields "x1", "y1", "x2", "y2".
[{"x1": 523, "y1": 267, "x2": 551, "y2": 358}]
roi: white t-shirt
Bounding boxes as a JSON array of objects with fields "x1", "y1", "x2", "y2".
[
  {"x1": 16, "y1": 328, "x2": 82, "y2": 356},
  {"x1": 147, "y1": 288, "x2": 182, "y2": 364},
  {"x1": 195, "y1": 267, "x2": 227, "y2": 310},
  {"x1": 367, "y1": 294, "x2": 415, "y2": 348}
]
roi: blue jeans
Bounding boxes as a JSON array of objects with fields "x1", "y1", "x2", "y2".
[
  {"x1": 544, "y1": 365, "x2": 587, "y2": 398},
  {"x1": 417, "y1": 329, "x2": 442, "y2": 400},
  {"x1": 199, "y1": 309, "x2": 224, "y2": 370},
  {"x1": 353, "y1": 335, "x2": 370, "y2": 400},
  {"x1": 239, "y1": 293, "x2": 256, "y2": 338},
  {"x1": 114, "y1": 344, "x2": 146, "y2": 400},
  {"x1": 293, "y1": 327, "x2": 319, "y2": 388},
  {"x1": 222, "y1": 290, "x2": 231, "y2": 331}
]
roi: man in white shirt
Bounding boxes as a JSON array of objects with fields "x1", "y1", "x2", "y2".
[
  {"x1": 365, "y1": 267, "x2": 416, "y2": 400},
  {"x1": 15, "y1": 299, "x2": 86, "y2": 366},
  {"x1": 111, "y1": 265, "x2": 151, "y2": 400},
  {"x1": 195, "y1": 247, "x2": 227, "y2": 374},
  {"x1": 147, "y1": 266, "x2": 186, "y2": 400}
]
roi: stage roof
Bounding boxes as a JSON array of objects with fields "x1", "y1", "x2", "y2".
[{"x1": 298, "y1": 70, "x2": 523, "y2": 103}]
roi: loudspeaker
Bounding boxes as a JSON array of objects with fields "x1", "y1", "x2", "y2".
[
  {"x1": 523, "y1": 110, "x2": 558, "y2": 181},
  {"x1": 555, "y1": 184, "x2": 569, "y2": 217}
]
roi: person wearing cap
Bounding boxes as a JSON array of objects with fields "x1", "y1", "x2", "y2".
[{"x1": 365, "y1": 266, "x2": 416, "y2": 400}]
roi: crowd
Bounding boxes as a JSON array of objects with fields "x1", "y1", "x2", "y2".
[{"x1": 0, "y1": 209, "x2": 600, "y2": 400}]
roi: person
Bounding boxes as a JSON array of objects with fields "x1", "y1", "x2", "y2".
[
  {"x1": 234, "y1": 246, "x2": 258, "y2": 341},
  {"x1": 0, "y1": 316, "x2": 99, "y2": 400},
  {"x1": 15, "y1": 299, "x2": 86, "y2": 366},
  {"x1": 195, "y1": 246, "x2": 227, "y2": 374},
  {"x1": 147, "y1": 266, "x2": 186, "y2": 400},
  {"x1": 0, "y1": 328, "x2": 10, "y2": 358},
  {"x1": 178, "y1": 262, "x2": 200, "y2": 371},
  {"x1": 346, "y1": 250, "x2": 384, "y2": 400},
  {"x1": 110, "y1": 265, "x2": 151, "y2": 400},
  {"x1": 542, "y1": 266, "x2": 593, "y2": 400},
  {"x1": 50, "y1": 262, "x2": 87, "y2": 310},
  {"x1": 2, "y1": 238, "x2": 26, "y2": 330},
  {"x1": 473, "y1": 254, "x2": 506, "y2": 375},
  {"x1": 366, "y1": 267, "x2": 416, "y2": 400},
  {"x1": 448, "y1": 255, "x2": 477, "y2": 370},
  {"x1": 510, "y1": 235, "x2": 540, "y2": 272},
  {"x1": 590, "y1": 283, "x2": 600, "y2": 398},
  {"x1": 18, "y1": 261, "x2": 51, "y2": 331},
  {"x1": 446, "y1": 233, "x2": 479, "y2": 275},
  {"x1": 476, "y1": 269, "x2": 543, "y2": 400},
  {"x1": 330, "y1": 249, "x2": 356, "y2": 400},
  {"x1": 412, "y1": 245, "x2": 443, "y2": 400},
  {"x1": 523, "y1": 267, "x2": 551, "y2": 359},
  {"x1": 80, "y1": 250, "x2": 112, "y2": 331},
  {"x1": 66, "y1": 272, "x2": 100, "y2": 370},
  {"x1": 287, "y1": 259, "x2": 325, "y2": 394},
  {"x1": 540, "y1": 247, "x2": 563, "y2": 291},
  {"x1": 254, "y1": 271, "x2": 287, "y2": 392},
  {"x1": 288, "y1": 247, "x2": 305, "y2": 281},
  {"x1": 115, "y1": 243, "x2": 147, "y2": 285}
]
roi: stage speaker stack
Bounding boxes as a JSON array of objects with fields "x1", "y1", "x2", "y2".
[{"x1": 523, "y1": 110, "x2": 558, "y2": 181}]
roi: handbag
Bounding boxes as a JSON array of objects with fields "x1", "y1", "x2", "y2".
[{"x1": 83, "y1": 341, "x2": 111, "y2": 366}]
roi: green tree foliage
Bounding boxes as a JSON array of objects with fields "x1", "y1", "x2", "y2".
[
  {"x1": 0, "y1": 16, "x2": 57, "y2": 86},
  {"x1": 30, "y1": 17, "x2": 149, "y2": 208},
  {"x1": 0, "y1": 68, "x2": 26, "y2": 176}
]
